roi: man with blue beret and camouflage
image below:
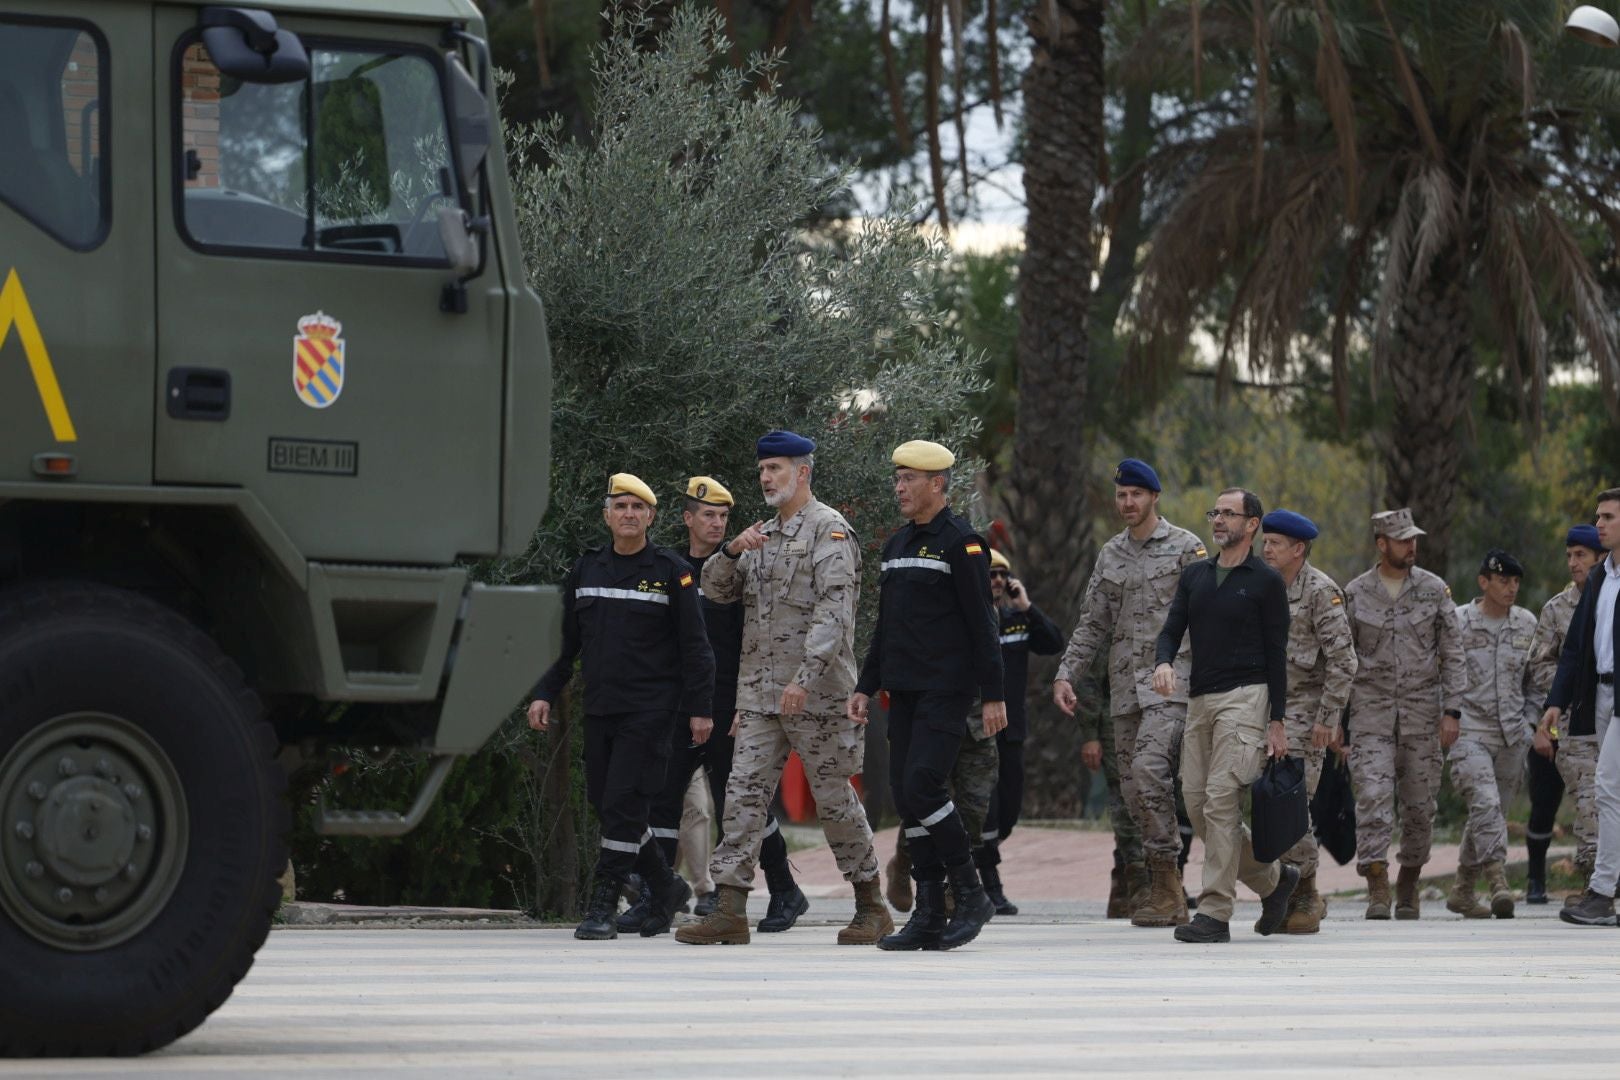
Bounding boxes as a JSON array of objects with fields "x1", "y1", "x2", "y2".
[
  {"x1": 1054, "y1": 458, "x2": 1207, "y2": 927},
  {"x1": 1261, "y1": 509, "x2": 1358, "y2": 933},
  {"x1": 678, "y1": 431, "x2": 890, "y2": 947}
]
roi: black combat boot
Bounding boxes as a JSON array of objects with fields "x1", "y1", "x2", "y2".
[
  {"x1": 979, "y1": 859, "x2": 1017, "y2": 916},
  {"x1": 615, "y1": 878, "x2": 655, "y2": 933},
  {"x1": 637, "y1": 873, "x2": 693, "y2": 937},
  {"x1": 693, "y1": 891, "x2": 718, "y2": 916},
  {"x1": 940, "y1": 860, "x2": 996, "y2": 949},
  {"x1": 1527, "y1": 833, "x2": 1551, "y2": 905},
  {"x1": 877, "y1": 879, "x2": 947, "y2": 951},
  {"x1": 1254, "y1": 863, "x2": 1300, "y2": 936},
  {"x1": 575, "y1": 875, "x2": 624, "y2": 941},
  {"x1": 757, "y1": 860, "x2": 809, "y2": 933},
  {"x1": 1174, "y1": 913, "x2": 1231, "y2": 943}
]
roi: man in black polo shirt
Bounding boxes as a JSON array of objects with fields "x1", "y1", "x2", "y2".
[{"x1": 1153, "y1": 487, "x2": 1297, "y2": 943}]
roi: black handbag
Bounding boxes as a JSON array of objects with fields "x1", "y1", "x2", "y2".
[
  {"x1": 1250, "y1": 755, "x2": 1310, "y2": 863},
  {"x1": 1311, "y1": 751, "x2": 1358, "y2": 866}
]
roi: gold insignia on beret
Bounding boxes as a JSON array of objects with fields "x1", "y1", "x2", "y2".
[
  {"x1": 891, "y1": 440, "x2": 956, "y2": 471},
  {"x1": 607, "y1": 472, "x2": 657, "y2": 506},
  {"x1": 684, "y1": 475, "x2": 733, "y2": 506}
]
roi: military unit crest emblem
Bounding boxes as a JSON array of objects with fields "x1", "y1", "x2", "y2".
[{"x1": 293, "y1": 311, "x2": 345, "y2": 409}]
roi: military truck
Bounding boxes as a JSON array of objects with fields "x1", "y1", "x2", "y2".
[{"x1": 0, "y1": 0, "x2": 556, "y2": 1056}]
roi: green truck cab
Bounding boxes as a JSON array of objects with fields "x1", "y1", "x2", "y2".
[{"x1": 0, "y1": 0, "x2": 557, "y2": 1055}]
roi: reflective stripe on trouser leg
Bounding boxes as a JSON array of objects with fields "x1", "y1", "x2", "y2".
[{"x1": 920, "y1": 801, "x2": 957, "y2": 828}]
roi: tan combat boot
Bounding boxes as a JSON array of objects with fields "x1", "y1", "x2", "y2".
[
  {"x1": 838, "y1": 876, "x2": 896, "y2": 945},
  {"x1": 885, "y1": 847, "x2": 913, "y2": 913},
  {"x1": 1282, "y1": 870, "x2": 1321, "y2": 934},
  {"x1": 674, "y1": 884, "x2": 750, "y2": 945},
  {"x1": 1446, "y1": 864, "x2": 1491, "y2": 919},
  {"x1": 1131, "y1": 857, "x2": 1189, "y2": 927},
  {"x1": 1483, "y1": 861, "x2": 1515, "y2": 919},
  {"x1": 1362, "y1": 861, "x2": 1391, "y2": 919},
  {"x1": 1126, "y1": 861, "x2": 1151, "y2": 914},
  {"x1": 1394, "y1": 864, "x2": 1422, "y2": 920}
]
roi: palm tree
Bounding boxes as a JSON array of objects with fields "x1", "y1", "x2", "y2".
[{"x1": 1126, "y1": 0, "x2": 1620, "y2": 573}]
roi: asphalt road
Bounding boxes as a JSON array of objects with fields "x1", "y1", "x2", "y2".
[{"x1": 13, "y1": 907, "x2": 1619, "y2": 1079}]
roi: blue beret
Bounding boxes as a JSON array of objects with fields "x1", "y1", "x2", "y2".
[
  {"x1": 1567, "y1": 524, "x2": 1605, "y2": 553},
  {"x1": 1113, "y1": 458, "x2": 1160, "y2": 492},
  {"x1": 1262, "y1": 510, "x2": 1319, "y2": 542},
  {"x1": 756, "y1": 430, "x2": 816, "y2": 459}
]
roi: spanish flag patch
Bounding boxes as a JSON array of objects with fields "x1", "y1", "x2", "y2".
[
  {"x1": 1196, "y1": 547, "x2": 1208, "y2": 557},
  {"x1": 965, "y1": 543, "x2": 983, "y2": 555},
  {"x1": 830, "y1": 531, "x2": 847, "y2": 540},
  {"x1": 1331, "y1": 595, "x2": 1343, "y2": 606},
  {"x1": 679, "y1": 573, "x2": 694, "y2": 588}
]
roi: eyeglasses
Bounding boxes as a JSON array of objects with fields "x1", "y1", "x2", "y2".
[
  {"x1": 989, "y1": 570, "x2": 1009, "y2": 579},
  {"x1": 1205, "y1": 509, "x2": 1251, "y2": 522}
]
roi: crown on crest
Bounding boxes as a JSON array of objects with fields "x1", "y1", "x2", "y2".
[{"x1": 297, "y1": 312, "x2": 342, "y2": 341}]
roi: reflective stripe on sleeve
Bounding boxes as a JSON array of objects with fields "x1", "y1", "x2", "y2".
[
  {"x1": 880, "y1": 557, "x2": 952, "y2": 575},
  {"x1": 576, "y1": 586, "x2": 671, "y2": 606},
  {"x1": 999, "y1": 632, "x2": 1030, "y2": 645},
  {"x1": 649, "y1": 827, "x2": 682, "y2": 840},
  {"x1": 600, "y1": 836, "x2": 642, "y2": 854},
  {"x1": 903, "y1": 826, "x2": 930, "y2": 838}
]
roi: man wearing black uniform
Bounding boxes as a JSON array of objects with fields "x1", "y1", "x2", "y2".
[
  {"x1": 528, "y1": 473, "x2": 716, "y2": 940},
  {"x1": 851, "y1": 439, "x2": 1005, "y2": 951},
  {"x1": 627, "y1": 476, "x2": 803, "y2": 931},
  {"x1": 977, "y1": 547, "x2": 1064, "y2": 915}
]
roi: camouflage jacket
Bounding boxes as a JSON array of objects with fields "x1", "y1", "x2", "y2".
[
  {"x1": 1282, "y1": 561, "x2": 1358, "y2": 731},
  {"x1": 1454, "y1": 599, "x2": 1540, "y2": 741},
  {"x1": 1530, "y1": 583, "x2": 1581, "y2": 709},
  {"x1": 1056, "y1": 516, "x2": 1206, "y2": 715},
  {"x1": 1343, "y1": 565, "x2": 1466, "y2": 736},
  {"x1": 701, "y1": 498, "x2": 860, "y2": 715}
]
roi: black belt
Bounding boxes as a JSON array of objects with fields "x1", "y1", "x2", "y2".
[{"x1": 1600, "y1": 672, "x2": 1615, "y2": 685}]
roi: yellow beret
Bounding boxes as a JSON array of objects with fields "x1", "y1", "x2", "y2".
[
  {"x1": 892, "y1": 440, "x2": 956, "y2": 471},
  {"x1": 606, "y1": 472, "x2": 657, "y2": 506},
  {"x1": 685, "y1": 476, "x2": 734, "y2": 507},
  {"x1": 989, "y1": 549, "x2": 1012, "y2": 572}
]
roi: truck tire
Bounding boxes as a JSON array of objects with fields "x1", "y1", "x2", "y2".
[{"x1": 0, "y1": 583, "x2": 287, "y2": 1056}]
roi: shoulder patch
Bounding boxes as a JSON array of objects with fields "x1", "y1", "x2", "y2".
[
  {"x1": 1331, "y1": 595, "x2": 1343, "y2": 605},
  {"x1": 829, "y1": 530, "x2": 847, "y2": 541},
  {"x1": 1444, "y1": 585, "x2": 1452, "y2": 597},
  {"x1": 678, "y1": 573, "x2": 694, "y2": 588},
  {"x1": 1195, "y1": 547, "x2": 1208, "y2": 558},
  {"x1": 965, "y1": 542, "x2": 983, "y2": 556}
]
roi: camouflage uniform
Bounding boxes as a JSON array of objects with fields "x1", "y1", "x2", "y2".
[
  {"x1": 1343, "y1": 566, "x2": 1467, "y2": 869},
  {"x1": 1449, "y1": 600, "x2": 1539, "y2": 868},
  {"x1": 1075, "y1": 662, "x2": 1142, "y2": 864},
  {"x1": 1532, "y1": 583, "x2": 1599, "y2": 873},
  {"x1": 1279, "y1": 562, "x2": 1359, "y2": 875},
  {"x1": 1057, "y1": 516, "x2": 1207, "y2": 860},
  {"x1": 701, "y1": 498, "x2": 879, "y2": 890}
]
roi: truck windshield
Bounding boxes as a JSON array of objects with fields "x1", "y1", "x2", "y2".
[{"x1": 179, "y1": 40, "x2": 460, "y2": 262}]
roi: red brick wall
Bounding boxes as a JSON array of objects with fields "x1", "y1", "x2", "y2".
[
  {"x1": 59, "y1": 32, "x2": 99, "y2": 176},
  {"x1": 180, "y1": 45, "x2": 221, "y2": 188}
]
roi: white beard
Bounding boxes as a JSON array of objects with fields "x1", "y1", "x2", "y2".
[{"x1": 764, "y1": 472, "x2": 799, "y2": 509}]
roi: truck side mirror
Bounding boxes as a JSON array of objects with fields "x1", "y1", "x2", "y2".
[
  {"x1": 437, "y1": 206, "x2": 482, "y2": 276},
  {"x1": 445, "y1": 56, "x2": 490, "y2": 193},
  {"x1": 199, "y1": 6, "x2": 309, "y2": 84}
]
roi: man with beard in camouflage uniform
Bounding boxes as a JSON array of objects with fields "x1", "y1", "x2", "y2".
[
  {"x1": 677, "y1": 431, "x2": 889, "y2": 947},
  {"x1": 1447, "y1": 550, "x2": 1539, "y2": 920},
  {"x1": 1259, "y1": 510, "x2": 1358, "y2": 934},
  {"x1": 1054, "y1": 459, "x2": 1206, "y2": 927},
  {"x1": 1530, "y1": 525, "x2": 1608, "y2": 904},
  {"x1": 1343, "y1": 508, "x2": 1467, "y2": 920}
]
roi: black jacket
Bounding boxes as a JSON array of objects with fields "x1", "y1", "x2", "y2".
[
  {"x1": 1547, "y1": 557, "x2": 1620, "y2": 738},
  {"x1": 688, "y1": 549, "x2": 742, "y2": 722},
  {"x1": 533, "y1": 543, "x2": 715, "y2": 717},
  {"x1": 1155, "y1": 551, "x2": 1289, "y2": 720},
  {"x1": 857, "y1": 508, "x2": 1004, "y2": 700},
  {"x1": 999, "y1": 603, "x2": 1064, "y2": 741}
]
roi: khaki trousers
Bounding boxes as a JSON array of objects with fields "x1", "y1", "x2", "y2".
[{"x1": 1181, "y1": 684, "x2": 1280, "y2": 922}]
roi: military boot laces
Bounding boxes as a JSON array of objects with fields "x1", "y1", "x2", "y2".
[
  {"x1": 674, "y1": 884, "x2": 751, "y2": 945},
  {"x1": 1130, "y1": 857, "x2": 1189, "y2": 928},
  {"x1": 1559, "y1": 888, "x2": 1618, "y2": 927},
  {"x1": 1446, "y1": 864, "x2": 1491, "y2": 919},
  {"x1": 637, "y1": 873, "x2": 693, "y2": 937},
  {"x1": 1282, "y1": 870, "x2": 1323, "y2": 934},
  {"x1": 1394, "y1": 864, "x2": 1422, "y2": 920},
  {"x1": 757, "y1": 861, "x2": 809, "y2": 933},
  {"x1": 877, "y1": 880, "x2": 946, "y2": 951},
  {"x1": 1483, "y1": 862, "x2": 1515, "y2": 919},
  {"x1": 1362, "y1": 861, "x2": 1391, "y2": 920},
  {"x1": 574, "y1": 876, "x2": 623, "y2": 941},
  {"x1": 615, "y1": 878, "x2": 655, "y2": 933},
  {"x1": 837, "y1": 876, "x2": 896, "y2": 946},
  {"x1": 981, "y1": 862, "x2": 1018, "y2": 916},
  {"x1": 939, "y1": 861, "x2": 996, "y2": 949}
]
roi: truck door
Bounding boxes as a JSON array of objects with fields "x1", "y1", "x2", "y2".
[
  {"x1": 152, "y1": 6, "x2": 504, "y2": 564},
  {"x1": 0, "y1": 3, "x2": 154, "y2": 486}
]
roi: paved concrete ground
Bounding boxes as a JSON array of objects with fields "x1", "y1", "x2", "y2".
[{"x1": 17, "y1": 907, "x2": 1618, "y2": 1079}]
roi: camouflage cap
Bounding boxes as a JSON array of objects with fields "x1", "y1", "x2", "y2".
[{"x1": 1371, "y1": 507, "x2": 1425, "y2": 540}]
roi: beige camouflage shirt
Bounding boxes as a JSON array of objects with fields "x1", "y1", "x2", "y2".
[
  {"x1": 701, "y1": 498, "x2": 860, "y2": 715},
  {"x1": 1056, "y1": 516, "x2": 1207, "y2": 715},
  {"x1": 1530, "y1": 583, "x2": 1581, "y2": 707},
  {"x1": 1282, "y1": 561, "x2": 1358, "y2": 731},
  {"x1": 1453, "y1": 599, "x2": 1539, "y2": 741},
  {"x1": 1343, "y1": 565, "x2": 1466, "y2": 736}
]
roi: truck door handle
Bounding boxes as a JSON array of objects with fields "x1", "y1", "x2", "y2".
[{"x1": 166, "y1": 367, "x2": 232, "y2": 421}]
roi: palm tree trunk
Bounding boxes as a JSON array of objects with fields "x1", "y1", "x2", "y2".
[
  {"x1": 1008, "y1": 0, "x2": 1105, "y2": 817},
  {"x1": 1383, "y1": 256, "x2": 1473, "y2": 578}
]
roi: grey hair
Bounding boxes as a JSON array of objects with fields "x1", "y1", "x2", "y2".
[
  {"x1": 930, "y1": 467, "x2": 952, "y2": 494},
  {"x1": 790, "y1": 454, "x2": 814, "y2": 484}
]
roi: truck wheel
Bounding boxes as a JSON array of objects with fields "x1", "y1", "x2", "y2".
[{"x1": 0, "y1": 583, "x2": 287, "y2": 1056}]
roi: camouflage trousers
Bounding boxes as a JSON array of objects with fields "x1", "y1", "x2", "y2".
[
  {"x1": 1115, "y1": 702, "x2": 1186, "y2": 860},
  {"x1": 711, "y1": 710, "x2": 878, "y2": 891},
  {"x1": 896, "y1": 729, "x2": 999, "y2": 861},
  {"x1": 1279, "y1": 716, "x2": 1328, "y2": 876},
  {"x1": 1349, "y1": 724, "x2": 1442, "y2": 870},
  {"x1": 1097, "y1": 711, "x2": 1145, "y2": 865},
  {"x1": 1448, "y1": 731, "x2": 1527, "y2": 869},
  {"x1": 1555, "y1": 737, "x2": 1601, "y2": 874}
]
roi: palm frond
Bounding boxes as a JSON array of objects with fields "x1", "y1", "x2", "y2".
[
  {"x1": 1372, "y1": 0, "x2": 1443, "y2": 161},
  {"x1": 1312, "y1": 0, "x2": 1359, "y2": 220},
  {"x1": 1533, "y1": 201, "x2": 1620, "y2": 415}
]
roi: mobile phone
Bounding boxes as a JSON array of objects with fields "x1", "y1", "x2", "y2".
[{"x1": 1008, "y1": 581, "x2": 1022, "y2": 598}]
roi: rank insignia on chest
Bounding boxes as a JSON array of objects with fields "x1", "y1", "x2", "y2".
[
  {"x1": 638, "y1": 580, "x2": 669, "y2": 595},
  {"x1": 679, "y1": 573, "x2": 694, "y2": 588}
]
